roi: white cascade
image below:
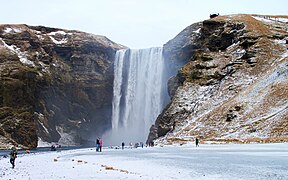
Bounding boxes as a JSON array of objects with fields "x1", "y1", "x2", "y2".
[{"x1": 105, "y1": 47, "x2": 166, "y2": 145}]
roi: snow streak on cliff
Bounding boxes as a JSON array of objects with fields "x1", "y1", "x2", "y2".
[{"x1": 105, "y1": 47, "x2": 166, "y2": 145}]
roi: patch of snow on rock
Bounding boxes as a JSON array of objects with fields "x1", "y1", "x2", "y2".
[
  {"x1": 252, "y1": 16, "x2": 275, "y2": 23},
  {"x1": 38, "y1": 61, "x2": 49, "y2": 72},
  {"x1": 48, "y1": 31, "x2": 69, "y2": 44},
  {"x1": 3, "y1": 27, "x2": 23, "y2": 34},
  {"x1": 56, "y1": 126, "x2": 78, "y2": 146},
  {"x1": 0, "y1": 39, "x2": 34, "y2": 66},
  {"x1": 37, "y1": 138, "x2": 53, "y2": 147},
  {"x1": 274, "y1": 39, "x2": 286, "y2": 45},
  {"x1": 253, "y1": 16, "x2": 288, "y2": 24},
  {"x1": 49, "y1": 36, "x2": 68, "y2": 44},
  {"x1": 226, "y1": 41, "x2": 240, "y2": 53},
  {"x1": 280, "y1": 50, "x2": 288, "y2": 60},
  {"x1": 239, "y1": 62, "x2": 287, "y2": 101},
  {"x1": 48, "y1": 30, "x2": 67, "y2": 36},
  {"x1": 35, "y1": 112, "x2": 49, "y2": 134},
  {"x1": 278, "y1": 18, "x2": 288, "y2": 23},
  {"x1": 193, "y1": 28, "x2": 201, "y2": 34},
  {"x1": 274, "y1": 39, "x2": 288, "y2": 60}
]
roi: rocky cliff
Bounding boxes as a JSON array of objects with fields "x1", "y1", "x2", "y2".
[
  {"x1": 0, "y1": 24, "x2": 124, "y2": 149},
  {"x1": 148, "y1": 14, "x2": 288, "y2": 145}
]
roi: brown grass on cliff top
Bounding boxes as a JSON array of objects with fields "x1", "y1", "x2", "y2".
[
  {"x1": 215, "y1": 14, "x2": 288, "y2": 37},
  {"x1": 251, "y1": 14, "x2": 288, "y2": 19},
  {"x1": 215, "y1": 14, "x2": 271, "y2": 36},
  {"x1": 0, "y1": 24, "x2": 28, "y2": 30}
]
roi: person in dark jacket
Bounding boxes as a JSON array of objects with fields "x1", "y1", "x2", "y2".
[
  {"x1": 51, "y1": 144, "x2": 56, "y2": 151},
  {"x1": 96, "y1": 138, "x2": 100, "y2": 152},
  {"x1": 10, "y1": 147, "x2": 18, "y2": 168},
  {"x1": 195, "y1": 138, "x2": 200, "y2": 147},
  {"x1": 121, "y1": 142, "x2": 125, "y2": 150}
]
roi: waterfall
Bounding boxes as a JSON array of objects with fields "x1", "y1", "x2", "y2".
[{"x1": 104, "y1": 47, "x2": 166, "y2": 145}]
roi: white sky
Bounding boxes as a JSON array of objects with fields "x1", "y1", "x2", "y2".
[{"x1": 1, "y1": 0, "x2": 287, "y2": 48}]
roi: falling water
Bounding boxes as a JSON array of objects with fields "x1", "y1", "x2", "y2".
[{"x1": 104, "y1": 47, "x2": 167, "y2": 145}]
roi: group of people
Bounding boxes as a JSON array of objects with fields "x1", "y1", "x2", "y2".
[
  {"x1": 119, "y1": 139, "x2": 199, "y2": 149},
  {"x1": 96, "y1": 137, "x2": 103, "y2": 152},
  {"x1": 50, "y1": 144, "x2": 61, "y2": 151},
  {"x1": 7, "y1": 137, "x2": 200, "y2": 169},
  {"x1": 120, "y1": 142, "x2": 146, "y2": 149}
]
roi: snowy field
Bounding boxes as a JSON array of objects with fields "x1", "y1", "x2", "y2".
[{"x1": 0, "y1": 143, "x2": 287, "y2": 180}]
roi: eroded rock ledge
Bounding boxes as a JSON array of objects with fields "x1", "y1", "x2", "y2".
[
  {"x1": 0, "y1": 24, "x2": 125, "y2": 148},
  {"x1": 148, "y1": 14, "x2": 288, "y2": 145}
]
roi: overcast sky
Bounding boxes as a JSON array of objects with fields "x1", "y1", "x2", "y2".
[{"x1": 2, "y1": 0, "x2": 287, "y2": 49}]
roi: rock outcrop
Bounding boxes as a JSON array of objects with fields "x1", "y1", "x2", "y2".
[
  {"x1": 0, "y1": 24, "x2": 124, "y2": 148},
  {"x1": 148, "y1": 14, "x2": 288, "y2": 145}
]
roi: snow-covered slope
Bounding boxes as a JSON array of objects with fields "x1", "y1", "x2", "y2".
[{"x1": 149, "y1": 14, "x2": 288, "y2": 145}]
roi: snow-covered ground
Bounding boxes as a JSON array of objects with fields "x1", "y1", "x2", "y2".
[{"x1": 0, "y1": 143, "x2": 287, "y2": 180}]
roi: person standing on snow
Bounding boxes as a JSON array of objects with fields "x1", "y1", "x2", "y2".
[
  {"x1": 195, "y1": 137, "x2": 200, "y2": 147},
  {"x1": 99, "y1": 138, "x2": 103, "y2": 152},
  {"x1": 96, "y1": 137, "x2": 100, "y2": 152},
  {"x1": 10, "y1": 147, "x2": 18, "y2": 168},
  {"x1": 122, "y1": 142, "x2": 125, "y2": 150}
]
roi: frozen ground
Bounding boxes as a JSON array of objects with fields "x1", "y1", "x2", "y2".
[{"x1": 0, "y1": 143, "x2": 287, "y2": 180}]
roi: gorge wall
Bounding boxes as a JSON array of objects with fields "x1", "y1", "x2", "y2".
[
  {"x1": 1, "y1": 14, "x2": 287, "y2": 149},
  {"x1": 148, "y1": 14, "x2": 288, "y2": 145},
  {"x1": 0, "y1": 24, "x2": 124, "y2": 148}
]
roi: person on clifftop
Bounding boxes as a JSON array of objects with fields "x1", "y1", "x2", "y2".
[{"x1": 10, "y1": 147, "x2": 18, "y2": 169}]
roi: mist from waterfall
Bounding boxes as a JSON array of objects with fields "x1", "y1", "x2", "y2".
[{"x1": 103, "y1": 47, "x2": 167, "y2": 146}]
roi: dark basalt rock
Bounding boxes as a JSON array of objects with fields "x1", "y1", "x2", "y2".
[{"x1": 0, "y1": 24, "x2": 125, "y2": 148}]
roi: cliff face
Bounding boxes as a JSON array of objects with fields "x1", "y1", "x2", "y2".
[
  {"x1": 148, "y1": 14, "x2": 288, "y2": 145},
  {"x1": 0, "y1": 24, "x2": 124, "y2": 148}
]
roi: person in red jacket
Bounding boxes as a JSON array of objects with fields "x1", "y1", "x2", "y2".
[{"x1": 99, "y1": 138, "x2": 103, "y2": 152}]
